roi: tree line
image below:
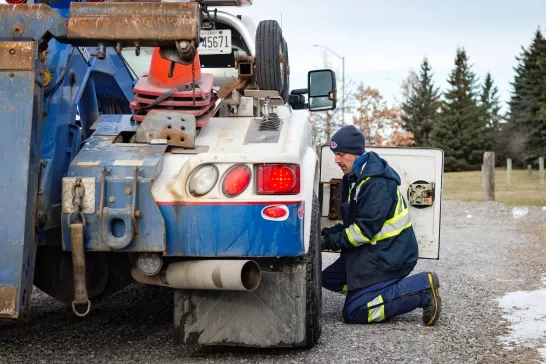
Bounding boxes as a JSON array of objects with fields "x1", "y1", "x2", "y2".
[{"x1": 310, "y1": 27, "x2": 546, "y2": 173}]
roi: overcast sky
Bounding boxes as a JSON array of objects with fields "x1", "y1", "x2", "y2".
[{"x1": 228, "y1": 0, "x2": 545, "y2": 113}]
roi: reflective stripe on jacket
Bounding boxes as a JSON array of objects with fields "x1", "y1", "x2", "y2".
[{"x1": 345, "y1": 177, "x2": 412, "y2": 247}]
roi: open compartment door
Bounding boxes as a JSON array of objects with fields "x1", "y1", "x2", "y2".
[{"x1": 319, "y1": 146, "x2": 443, "y2": 259}]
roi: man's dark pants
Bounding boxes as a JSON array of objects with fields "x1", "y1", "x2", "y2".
[{"x1": 322, "y1": 254, "x2": 433, "y2": 324}]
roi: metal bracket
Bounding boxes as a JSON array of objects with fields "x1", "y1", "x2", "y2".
[
  {"x1": 98, "y1": 167, "x2": 140, "y2": 250},
  {"x1": 235, "y1": 54, "x2": 255, "y2": 79},
  {"x1": 135, "y1": 110, "x2": 197, "y2": 148},
  {"x1": 0, "y1": 42, "x2": 35, "y2": 71}
]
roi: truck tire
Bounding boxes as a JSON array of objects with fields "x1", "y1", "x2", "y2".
[
  {"x1": 281, "y1": 39, "x2": 290, "y2": 103},
  {"x1": 33, "y1": 246, "x2": 133, "y2": 304},
  {"x1": 255, "y1": 20, "x2": 285, "y2": 98},
  {"x1": 303, "y1": 193, "x2": 323, "y2": 347},
  {"x1": 173, "y1": 194, "x2": 323, "y2": 348}
]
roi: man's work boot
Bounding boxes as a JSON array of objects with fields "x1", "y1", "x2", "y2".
[{"x1": 422, "y1": 272, "x2": 441, "y2": 326}]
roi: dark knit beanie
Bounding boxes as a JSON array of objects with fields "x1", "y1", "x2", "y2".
[{"x1": 329, "y1": 125, "x2": 365, "y2": 155}]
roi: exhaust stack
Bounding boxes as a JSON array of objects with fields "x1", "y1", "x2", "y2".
[{"x1": 132, "y1": 260, "x2": 261, "y2": 291}]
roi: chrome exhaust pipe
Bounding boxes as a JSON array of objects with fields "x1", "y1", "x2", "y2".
[{"x1": 131, "y1": 259, "x2": 261, "y2": 291}]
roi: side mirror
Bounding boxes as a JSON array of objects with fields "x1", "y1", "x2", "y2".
[{"x1": 308, "y1": 69, "x2": 337, "y2": 111}]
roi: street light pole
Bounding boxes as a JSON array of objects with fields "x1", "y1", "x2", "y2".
[
  {"x1": 341, "y1": 55, "x2": 345, "y2": 126},
  {"x1": 312, "y1": 44, "x2": 345, "y2": 125}
]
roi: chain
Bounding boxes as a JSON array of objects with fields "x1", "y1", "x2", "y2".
[
  {"x1": 192, "y1": 63, "x2": 196, "y2": 107},
  {"x1": 71, "y1": 178, "x2": 85, "y2": 223}
]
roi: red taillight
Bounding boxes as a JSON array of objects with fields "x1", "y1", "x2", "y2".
[
  {"x1": 6, "y1": 0, "x2": 26, "y2": 4},
  {"x1": 262, "y1": 205, "x2": 288, "y2": 219},
  {"x1": 256, "y1": 164, "x2": 300, "y2": 195},
  {"x1": 222, "y1": 165, "x2": 251, "y2": 197}
]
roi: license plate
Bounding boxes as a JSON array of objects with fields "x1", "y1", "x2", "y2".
[{"x1": 199, "y1": 29, "x2": 232, "y2": 55}]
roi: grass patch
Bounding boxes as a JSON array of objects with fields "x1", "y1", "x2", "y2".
[{"x1": 444, "y1": 168, "x2": 546, "y2": 206}]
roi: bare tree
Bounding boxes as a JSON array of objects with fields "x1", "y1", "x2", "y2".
[
  {"x1": 400, "y1": 70, "x2": 420, "y2": 101},
  {"x1": 352, "y1": 83, "x2": 415, "y2": 147},
  {"x1": 308, "y1": 50, "x2": 356, "y2": 148}
]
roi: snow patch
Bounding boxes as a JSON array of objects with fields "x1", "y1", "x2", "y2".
[
  {"x1": 512, "y1": 207, "x2": 529, "y2": 219},
  {"x1": 496, "y1": 275, "x2": 546, "y2": 363}
]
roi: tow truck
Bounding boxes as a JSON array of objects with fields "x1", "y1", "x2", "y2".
[{"x1": 0, "y1": 0, "x2": 443, "y2": 349}]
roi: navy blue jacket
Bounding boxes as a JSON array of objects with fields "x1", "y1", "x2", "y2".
[{"x1": 322, "y1": 151, "x2": 419, "y2": 291}]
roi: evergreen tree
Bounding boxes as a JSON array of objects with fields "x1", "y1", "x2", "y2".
[
  {"x1": 504, "y1": 29, "x2": 546, "y2": 166},
  {"x1": 401, "y1": 57, "x2": 442, "y2": 147},
  {"x1": 502, "y1": 37, "x2": 535, "y2": 166},
  {"x1": 433, "y1": 47, "x2": 483, "y2": 172},
  {"x1": 479, "y1": 72, "x2": 503, "y2": 152},
  {"x1": 520, "y1": 30, "x2": 546, "y2": 164}
]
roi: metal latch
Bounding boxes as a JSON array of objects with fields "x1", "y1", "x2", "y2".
[
  {"x1": 319, "y1": 178, "x2": 344, "y2": 220},
  {"x1": 407, "y1": 182, "x2": 435, "y2": 207}
]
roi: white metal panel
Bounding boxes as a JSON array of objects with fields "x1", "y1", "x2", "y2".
[{"x1": 319, "y1": 146, "x2": 443, "y2": 259}]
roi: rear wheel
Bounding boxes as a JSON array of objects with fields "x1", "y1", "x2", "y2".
[
  {"x1": 255, "y1": 20, "x2": 285, "y2": 99},
  {"x1": 33, "y1": 246, "x2": 133, "y2": 304}
]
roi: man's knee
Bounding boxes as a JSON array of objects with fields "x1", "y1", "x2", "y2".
[{"x1": 342, "y1": 295, "x2": 386, "y2": 324}]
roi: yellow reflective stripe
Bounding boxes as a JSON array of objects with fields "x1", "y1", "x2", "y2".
[
  {"x1": 339, "y1": 285, "x2": 348, "y2": 295},
  {"x1": 367, "y1": 295, "x2": 385, "y2": 323},
  {"x1": 345, "y1": 181, "x2": 412, "y2": 247},
  {"x1": 348, "y1": 177, "x2": 371, "y2": 203},
  {"x1": 384, "y1": 205, "x2": 408, "y2": 226},
  {"x1": 345, "y1": 223, "x2": 371, "y2": 247},
  {"x1": 354, "y1": 177, "x2": 370, "y2": 199},
  {"x1": 371, "y1": 220, "x2": 412, "y2": 242},
  {"x1": 345, "y1": 227, "x2": 358, "y2": 247}
]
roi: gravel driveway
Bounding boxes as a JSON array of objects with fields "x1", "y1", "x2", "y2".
[{"x1": 1, "y1": 200, "x2": 546, "y2": 364}]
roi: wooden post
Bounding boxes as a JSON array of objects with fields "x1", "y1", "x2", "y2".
[
  {"x1": 528, "y1": 164, "x2": 532, "y2": 179},
  {"x1": 483, "y1": 152, "x2": 495, "y2": 201},
  {"x1": 507, "y1": 158, "x2": 512, "y2": 185},
  {"x1": 538, "y1": 157, "x2": 544, "y2": 185}
]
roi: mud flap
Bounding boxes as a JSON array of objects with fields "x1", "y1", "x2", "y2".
[
  {"x1": 173, "y1": 195, "x2": 322, "y2": 348},
  {"x1": 320, "y1": 146, "x2": 444, "y2": 259},
  {"x1": 174, "y1": 261, "x2": 307, "y2": 347}
]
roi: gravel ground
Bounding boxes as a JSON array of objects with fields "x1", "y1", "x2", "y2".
[{"x1": 2, "y1": 200, "x2": 546, "y2": 364}]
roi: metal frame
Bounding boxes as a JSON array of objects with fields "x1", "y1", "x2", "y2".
[{"x1": 0, "y1": 0, "x2": 201, "y2": 320}]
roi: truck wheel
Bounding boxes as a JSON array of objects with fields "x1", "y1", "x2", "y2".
[
  {"x1": 173, "y1": 194, "x2": 323, "y2": 348},
  {"x1": 255, "y1": 20, "x2": 285, "y2": 97},
  {"x1": 281, "y1": 39, "x2": 290, "y2": 103},
  {"x1": 33, "y1": 246, "x2": 133, "y2": 304},
  {"x1": 303, "y1": 193, "x2": 323, "y2": 347}
]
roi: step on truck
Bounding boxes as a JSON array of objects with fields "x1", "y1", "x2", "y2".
[{"x1": 0, "y1": 0, "x2": 444, "y2": 349}]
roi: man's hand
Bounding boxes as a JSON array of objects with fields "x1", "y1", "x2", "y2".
[
  {"x1": 321, "y1": 232, "x2": 342, "y2": 253},
  {"x1": 320, "y1": 223, "x2": 344, "y2": 252},
  {"x1": 321, "y1": 227, "x2": 332, "y2": 236}
]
